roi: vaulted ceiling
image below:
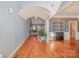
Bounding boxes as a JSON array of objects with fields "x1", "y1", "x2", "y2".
[
  {"x1": 19, "y1": 6, "x2": 51, "y2": 20},
  {"x1": 17, "y1": 1, "x2": 72, "y2": 20},
  {"x1": 54, "y1": 1, "x2": 79, "y2": 17}
]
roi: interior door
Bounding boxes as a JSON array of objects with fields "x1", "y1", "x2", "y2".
[{"x1": 69, "y1": 21, "x2": 77, "y2": 47}]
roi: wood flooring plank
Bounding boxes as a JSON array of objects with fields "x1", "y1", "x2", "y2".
[{"x1": 12, "y1": 36, "x2": 79, "y2": 58}]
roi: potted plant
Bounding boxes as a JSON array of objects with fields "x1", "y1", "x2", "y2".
[{"x1": 38, "y1": 31, "x2": 46, "y2": 41}]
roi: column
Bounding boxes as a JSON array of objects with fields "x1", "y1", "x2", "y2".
[{"x1": 46, "y1": 20, "x2": 49, "y2": 43}]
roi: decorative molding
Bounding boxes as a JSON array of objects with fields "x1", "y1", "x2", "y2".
[{"x1": 53, "y1": 16, "x2": 78, "y2": 18}]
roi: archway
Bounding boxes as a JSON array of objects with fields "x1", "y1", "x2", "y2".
[{"x1": 26, "y1": 16, "x2": 46, "y2": 41}]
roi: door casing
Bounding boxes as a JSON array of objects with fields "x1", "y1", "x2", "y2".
[{"x1": 69, "y1": 21, "x2": 77, "y2": 40}]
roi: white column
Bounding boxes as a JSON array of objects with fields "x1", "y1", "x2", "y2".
[{"x1": 46, "y1": 20, "x2": 49, "y2": 43}]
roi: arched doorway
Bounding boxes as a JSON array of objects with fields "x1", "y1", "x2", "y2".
[{"x1": 26, "y1": 16, "x2": 46, "y2": 41}]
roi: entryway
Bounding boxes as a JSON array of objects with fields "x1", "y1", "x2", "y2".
[
  {"x1": 26, "y1": 16, "x2": 47, "y2": 41},
  {"x1": 69, "y1": 21, "x2": 77, "y2": 47}
]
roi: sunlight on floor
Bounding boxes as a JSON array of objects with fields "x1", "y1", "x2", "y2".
[{"x1": 48, "y1": 41, "x2": 55, "y2": 50}]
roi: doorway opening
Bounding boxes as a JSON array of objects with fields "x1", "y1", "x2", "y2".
[
  {"x1": 69, "y1": 21, "x2": 77, "y2": 47},
  {"x1": 27, "y1": 16, "x2": 46, "y2": 41}
]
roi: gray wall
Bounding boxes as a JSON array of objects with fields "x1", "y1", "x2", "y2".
[
  {"x1": 0, "y1": 2, "x2": 27, "y2": 57},
  {"x1": 49, "y1": 18, "x2": 78, "y2": 32}
]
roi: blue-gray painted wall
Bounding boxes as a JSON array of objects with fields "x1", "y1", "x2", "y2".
[
  {"x1": 49, "y1": 18, "x2": 78, "y2": 32},
  {"x1": 0, "y1": 2, "x2": 27, "y2": 57}
]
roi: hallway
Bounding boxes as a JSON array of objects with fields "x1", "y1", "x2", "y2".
[{"x1": 13, "y1": 36, "x2": 79, "y2": 58}]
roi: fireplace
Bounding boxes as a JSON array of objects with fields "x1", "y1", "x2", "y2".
[{"x1": 55, "y1": 32, "x2": 64, "y2": 41}]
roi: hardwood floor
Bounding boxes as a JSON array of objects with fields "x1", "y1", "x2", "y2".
[{"x1": 12, "y1": 36, "x2": 79, "y2": 58}]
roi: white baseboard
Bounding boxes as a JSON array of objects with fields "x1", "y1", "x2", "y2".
[
  {"x1": 48, "y1": 32, "x2": 79, "y2": 41},
  {"x1": 8, "y1": 37, "x2": 27, "y2": 58},
  {"x1": 64, "y1": 32, "x2": 79, "y2": 40}
]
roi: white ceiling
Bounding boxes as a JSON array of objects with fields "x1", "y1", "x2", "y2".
[
  {"x1": 17, "y1": 1, "x2": 71, "y2": 20},
  {"x1": 54, "y1": 1, "x2": 79, "y2": 17},
  {"x1": 19, "y1": 6, "x2": 51, "y2": 20}
]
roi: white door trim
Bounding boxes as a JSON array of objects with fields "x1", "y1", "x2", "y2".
[{"x1": 69, "y1": 21, "x2": 77, "y2": 40}]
